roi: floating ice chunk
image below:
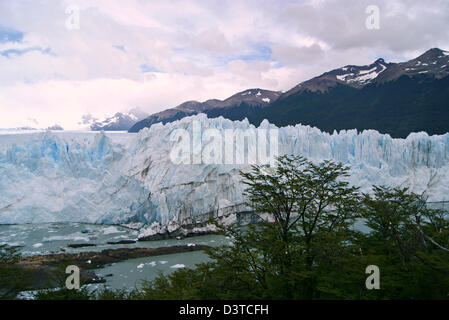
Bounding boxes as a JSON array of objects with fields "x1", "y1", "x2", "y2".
[
  {"x1": 43, "y1": 235, "x2": 89, "y2": 242},
  {"x1": 2, "y1": 241, "x2": 25, "y2": 247},
  {"x1": 102, "y1": 226, "x2": 124, "y2": 235}
]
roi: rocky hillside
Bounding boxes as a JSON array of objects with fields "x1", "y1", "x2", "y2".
[{"x1": 128, "y1": 89, "x2": 281, "y2": 132}]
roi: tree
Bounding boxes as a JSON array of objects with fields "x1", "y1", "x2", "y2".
[
  {"x1": 237, "y1": 155, "x2": 361, "y2": 298},
  {"x1": 358, "y1": 186, "x2": 449, "y2": 299},
  {"x1": 0, "y1": 245, "x2": 33, "y2": 299}
]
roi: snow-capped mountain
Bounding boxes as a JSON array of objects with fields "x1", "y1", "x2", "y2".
[
  {"x1": 130, "y1": 48, "x2": 449, "y2": 138},
  {"x1": 83, "y1": 108, "x2": 148, "y2": 131},
  {"x1": 254, "y1": 48, "x2": 449, "y2": 138},
  {"x1": 335, "y1": 59, "x2": 389, "y2": 86},
  {"x1": 285, "y1": 58, "x2": 391, "y2": 96},
  {"x1": 376, "y1": 47, "x2": 449, "y2": 83},
  {"x1": 279, "y1": 48, "x2": 449, "y2": 95},
  {"x1": 128, "y1": 89, "x2": 281, "y2": 132},
  {"x1": 1, "y1": 115, "x2": 449, "y2": 238}
]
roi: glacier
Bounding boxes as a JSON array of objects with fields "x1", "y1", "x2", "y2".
[{"x1": 1, "y1": 114, "x2": 449, "y2": 238}]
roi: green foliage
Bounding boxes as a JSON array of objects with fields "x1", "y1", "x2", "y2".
[
  {"x1": 358, "y1": 186, "x2": 449, "y2": 299},
  {"x1": 0, "y1": 244, "x2": 33, "y2": 299},
  {"x1": 238, "y1": 156, "x2": 361, "y2": 299},
  {"x1": 34, "y1": 286, "x2": 143, "y2": 300},
  {"x1": 95, "y1": 287, "x2": 143, "y2": 300},
  {"x1": 34, "y1": 286, "x2": 93, "y2": 300}
]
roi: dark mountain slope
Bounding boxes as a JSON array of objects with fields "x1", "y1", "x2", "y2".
[
  {"x1": 128, "y1": 89, "x2": 280, "y2": 132},
  {"x1": 253, "y1": 74, "x2": 449, "y2": 138}
]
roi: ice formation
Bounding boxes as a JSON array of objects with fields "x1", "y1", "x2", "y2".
[{"x1": 1, "y1": 114, "x2": 448, "y2": 238}]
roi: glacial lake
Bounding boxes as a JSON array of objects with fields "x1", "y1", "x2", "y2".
[{"x1": 0, "y1": 222, "x2": 229, "y2": 291}]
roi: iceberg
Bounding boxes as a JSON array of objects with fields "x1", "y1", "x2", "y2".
[{"x1": 1, "y1": 114, "x2": 448, "y2": 238}]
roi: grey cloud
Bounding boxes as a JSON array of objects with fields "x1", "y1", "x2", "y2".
[
  {"x1": 272, "y1": 43, "x2": 325, "y2": 65},
  {"x1": 189, "y1": 29, "x2": 233, "y2": 53},
  {"x1": 279, "y1": 0, "x2": 449, "y2": 55}
]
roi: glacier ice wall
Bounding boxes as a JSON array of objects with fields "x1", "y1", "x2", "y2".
[{"x1": 1, "y1": 114, "x2": 449, "y2": 234}]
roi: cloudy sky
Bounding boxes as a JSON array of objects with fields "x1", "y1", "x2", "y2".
[{"x1": 1, "y1": 0, "x2": 449, "y2": 129}]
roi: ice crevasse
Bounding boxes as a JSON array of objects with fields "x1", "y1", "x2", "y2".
[{"x1": 0, "y1": 114, "x2": 448, "y2": 238}]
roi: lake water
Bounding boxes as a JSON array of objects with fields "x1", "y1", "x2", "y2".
[
  {"x1": 93, "y1": 250, "x2": 210, "y2": 290},
  {"x1": 0, "y1": 223, "x2": 229, "y2": 291}
]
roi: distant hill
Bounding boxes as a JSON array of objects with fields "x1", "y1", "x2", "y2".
[
  {"x1": 128, "y1": 89, "x2": 281, "y2": 133},
  {"x1": 46, "y1": 124, "x2": 64, "y2": 130},
  {"x1": 82, "y1": 108, "x2": 148, "y2": 131}
]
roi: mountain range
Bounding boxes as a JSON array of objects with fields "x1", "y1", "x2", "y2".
[
  {"x1": 128, "y1": 89, "x2": 281, "y2": 133},
  {"x1": 129, "y1": 48, "x2": 449, "y2": 138},
  {"x1": 82, "y1": 108, "x2": 148, "y2": 131}
]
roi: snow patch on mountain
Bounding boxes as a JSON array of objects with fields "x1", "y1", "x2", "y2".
[{"x1": 335, "y1": 62, "x2": 387, "y2": 85}]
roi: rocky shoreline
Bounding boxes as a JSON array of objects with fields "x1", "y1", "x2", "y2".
[{"x1": 15, "y1": 244, "x2": 210, "y2": 291}]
